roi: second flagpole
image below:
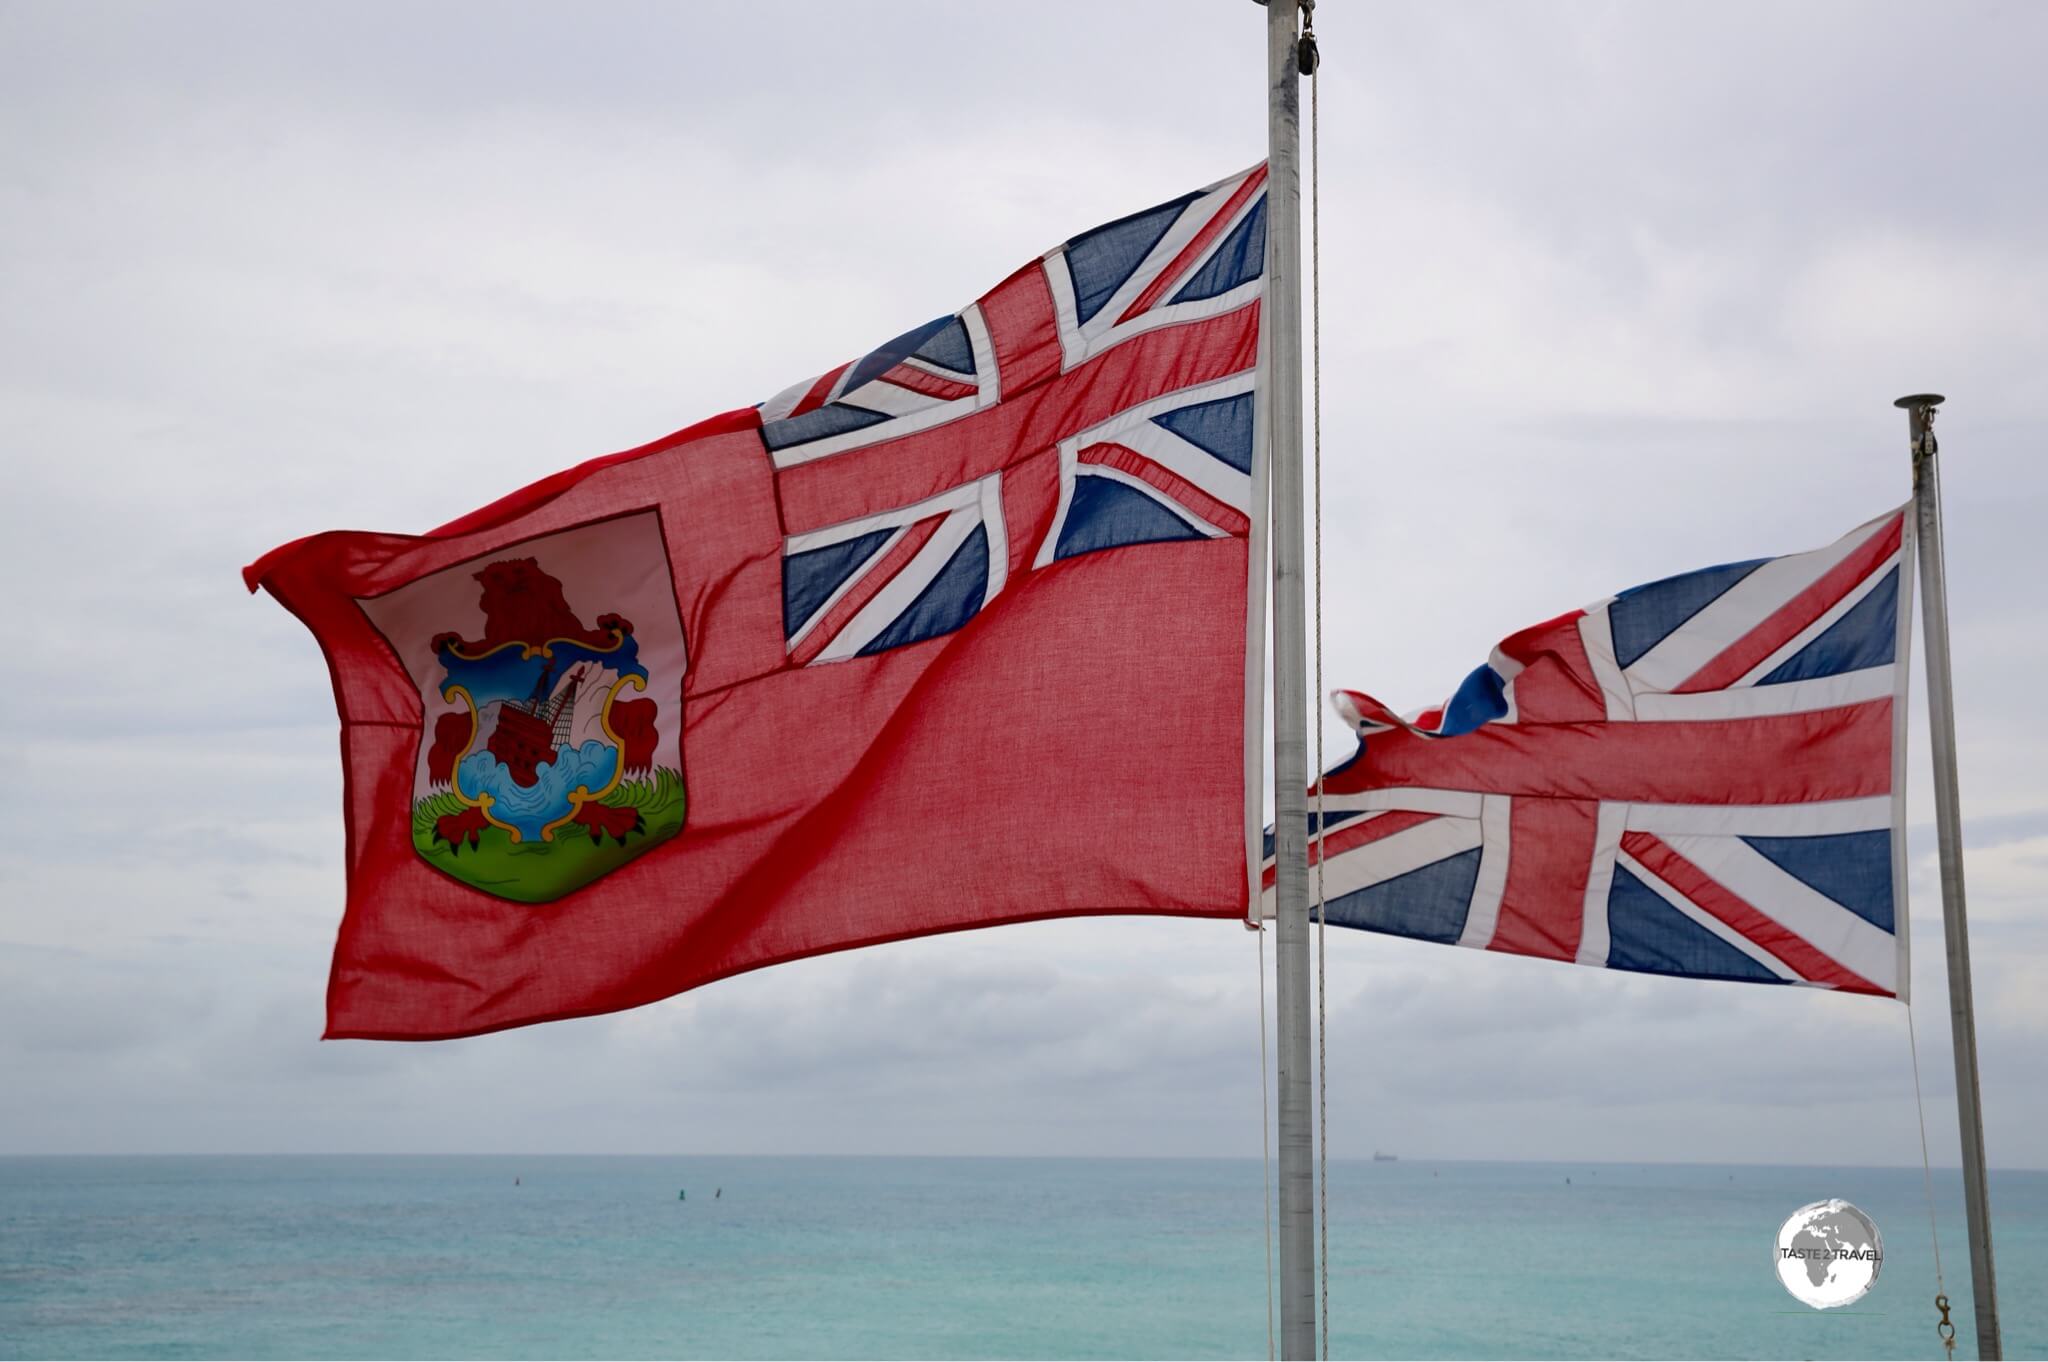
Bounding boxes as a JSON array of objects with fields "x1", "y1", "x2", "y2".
[
  {"x1": 1899, "y1": 393, "x2": 2003, "y2": 1358},
  {"x1": 1262, "y1": 0, "x2": 1317, "y2": 1357}
]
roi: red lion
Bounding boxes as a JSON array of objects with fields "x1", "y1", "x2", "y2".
[
  {"x1": 424, "y1": 711, "x2": 472, "y2": 787},
  {"x1": 608, "y1": 697, "x2": 659, "y2": 775},
  {"x1": 430, "y1": 557, "x2": 632, "y2": 656}
]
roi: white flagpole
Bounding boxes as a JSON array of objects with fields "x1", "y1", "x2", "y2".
[
  {"x1": 1898, "y1": 392, "x2": 2002, "y2": 1359},
  {"x1": 1262, "y1": 1, "x2": 1316, "y2": 1356}
]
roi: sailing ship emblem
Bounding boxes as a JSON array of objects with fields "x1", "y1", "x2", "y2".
[{"x1": 357, "y1": 512, "x2": 688, "y2": 903}]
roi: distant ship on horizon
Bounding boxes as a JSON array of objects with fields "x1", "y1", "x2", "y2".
[{"x1": 1372, "y1": 1151, "x2": 1397, "y2": 1162}]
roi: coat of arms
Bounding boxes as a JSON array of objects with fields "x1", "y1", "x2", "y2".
[{"x1": 358, "y1": 512, "x2": 686, "y2": 903}]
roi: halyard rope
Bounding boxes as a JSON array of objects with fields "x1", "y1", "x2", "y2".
[
  {"x1": 1259, "y1": 924, "x2": 1275, "y2": 1361},
  {"x1": 1906, "y1": 999, "x2": 1957, "y2": 1356}
]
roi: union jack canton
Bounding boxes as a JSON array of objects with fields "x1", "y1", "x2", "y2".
[
  {"x1": 763, "y1": 165, "x2": 1268, "y2": 668},
  {"x1": 1264, "y1": 506, "x2": 1916, "y2": 998}
]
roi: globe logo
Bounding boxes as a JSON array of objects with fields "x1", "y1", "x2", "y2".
[{"x1": 1775, "y1": 1199, "x2": 1883, "y2": 1308}]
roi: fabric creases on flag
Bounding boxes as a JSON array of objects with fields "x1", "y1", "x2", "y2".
[
  {"x1": 247, "y1": 164, "x2": 1270, "y2": 1040},
  {"x1": 1264, "y1": 505, "x2": 1916, "y2": 999}
]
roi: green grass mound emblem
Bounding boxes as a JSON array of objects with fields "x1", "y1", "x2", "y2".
[{"x1": 412, "y1": 767, "x2": 686, "y2": 904}]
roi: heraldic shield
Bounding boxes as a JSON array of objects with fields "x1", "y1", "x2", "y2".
[{"x1": 357, "y1": 510, "x2": 688, "y2": 903}]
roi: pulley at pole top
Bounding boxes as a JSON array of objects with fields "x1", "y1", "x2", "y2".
[
  {"x1": 1249, "y1": 0, "x2": 1320, "y2": 75},
  {"x1": 1895, "y1": 393, "x2": 1945, "y2": 455}
]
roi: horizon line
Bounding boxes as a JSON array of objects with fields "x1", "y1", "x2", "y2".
[{"x1": 0, "y1": 1151, "x2": 2034, "y2": 1173}]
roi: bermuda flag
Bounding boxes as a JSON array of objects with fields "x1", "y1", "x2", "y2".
[
  {"x1": 249, "y1": 165, "x2": 1270, "y2": 1039},
  {"x1": 1263, "y1": 506, "x2": 1915, "y2": 998}
]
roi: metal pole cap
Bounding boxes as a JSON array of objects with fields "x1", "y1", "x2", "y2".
[{"x1": 1895, "y1": 394, "x2": 1944, "y2": 459}]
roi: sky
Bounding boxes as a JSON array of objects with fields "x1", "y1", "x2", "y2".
[{"x1": 2, "y1": 0, "x2": 2045, "y2": 1168}]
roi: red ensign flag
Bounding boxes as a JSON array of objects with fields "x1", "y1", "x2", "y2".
[{"x1": 248, "y1": 166, "x2": 1269, "y2": 1039}]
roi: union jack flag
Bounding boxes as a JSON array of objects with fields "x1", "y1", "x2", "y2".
[
  {"x1": 1265, "y1": 506, "x2": 1916, "y2": 998},
  {"x1": 766, "y1": 164, "x2": 1268, "y2": 666}
]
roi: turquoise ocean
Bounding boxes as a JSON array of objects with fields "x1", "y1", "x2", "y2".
[{"x1": 2, "y1": 1156, "x2": 2041, "y2": 1359}]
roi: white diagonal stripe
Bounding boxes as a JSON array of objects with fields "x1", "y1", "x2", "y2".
[
  {"x1": 1091, "y1": 418, "x2": 1252, "y2": 515},
  {"x1": 1661, "y1": 833, "x2": 1897, "y2": 990},
  {"x1": 1261, "y1": 809, "x2": 1393, "y2": 874},
  {"x1": 1045, "y1": 251, "x2": 1087, "y2": 372},
  {"x1": 767, "y1": 394, "x2": 979, "y2": 469},
  {"x1": 835, "y1": 378, "x2": 947, "y2": 419},
  {"x1": 1073, "y1": 171, "x2": 1254, "y2": 343},
  {"x1": 1732, "y1": 550, "x2": 1899, "y2": 687},
  {"x1": 1630, "y1": 665, "x2": 1893, "y2": 720},
  {"x1": 816, "y1": 506, "x2": 981, "y2": 663},
  {"x1": 1076, "y1": 369, "x2": 1257, "y2": 439},
  {"x1": 899, "y1": 354, "x2": 975, "y2": 384},
  {"x1": 1260, "y1": 815, "x2": 1482, "y2": 921},
  {"x1": 1614, "y1": 850, "x2": 1801, "y2": 982},
  {"x1": 784, "y1": 478, "x2": 985, "y2": 554},
  {"x1": 1625, "y1": 796, "x2": 1891, "y2": 838},
  {"x1": 1072, "y1": 465, "x2": 1229, "y2": 537},
  {"x1": 759, "y1": 376, "x2": 812, "y2": 424},
  {"x1": 1082, "y1": 280, "x2": 1263, "y2": 362},
  {"x1": 1314, "y1": 787, "x2": 1485, "y2": 819},
  {"x1": 786, "y1": 524, "x2": 904, "y2": 650},
  {"x1": 1621, "y1": 514, "x2": 1888, "y2": 692}
]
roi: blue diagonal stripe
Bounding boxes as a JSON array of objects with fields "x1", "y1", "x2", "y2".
[
  {"x1": 1758, "y1": 568, "x2": 1900, "y2": 685},
  {"x1": 1053, "y1": 476, "x2": 1204, "y2": 562},
  {"x1": 1606, "y1": 865, "x2": 1784, "y2": 983},
  {"x1": 1607, "y1": 558, "x2": 1770, "y2": 671},
  {"x1": 1739, "y1": 830, "x2": 1895, "y2": 931},
  {"x1": 761, "y1": 401, "x2": 891, "y2": 453},
  {"x1": 1063, "y1": 193, "x2": 1197, "y2": 327},
  {"x1": 857, "y1": 524, "x2": 990, "y2": 656},
  {"x1": 1152, "y1": 392, "x2": 1254, "y2": 474},
  {"x1": 1325, "y1": 847, "x2": 1479, "y2": 945},
  {"x1": 1170, "y1": 197, "x2": 1267, "y2": 305},
  {"x1": 782, "y1": 528, "x2": 893, "y2": 638}
]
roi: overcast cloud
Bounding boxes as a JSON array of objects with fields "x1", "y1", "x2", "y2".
[{"x1": 2, "y1": 0, "x2": 2045, "y2": 1168}]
